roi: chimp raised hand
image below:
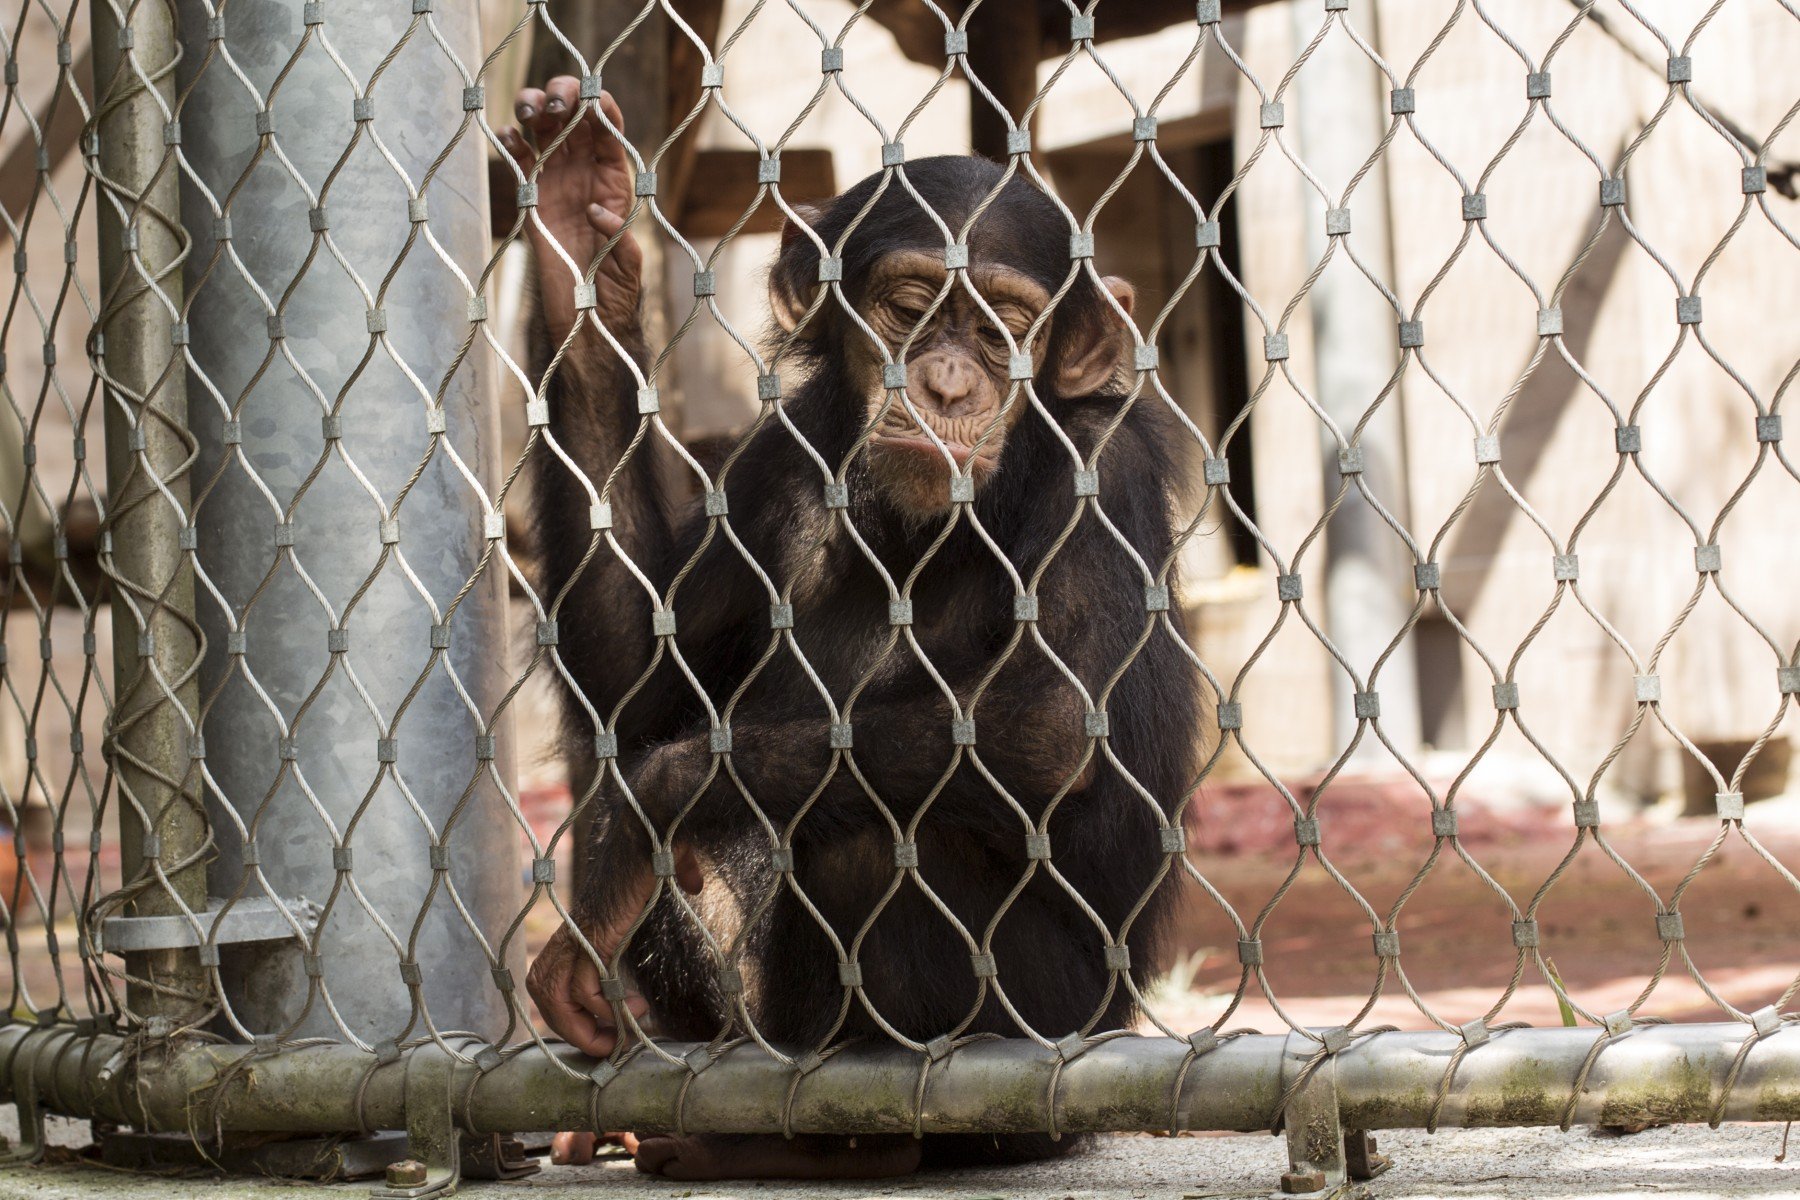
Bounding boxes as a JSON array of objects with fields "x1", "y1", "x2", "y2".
[
  {"x1": 498, "y1": 77, "x2": 642, "y2": 341},
  {"x1": 516, "y1": 84, "x2": 1203, "y2": 1181}
]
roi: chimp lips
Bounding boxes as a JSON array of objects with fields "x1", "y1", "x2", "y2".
[{"x1": 869, "y1": 432, "x2": 977, "y2": 467}]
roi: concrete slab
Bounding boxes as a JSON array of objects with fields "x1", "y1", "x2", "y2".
[{"x1": 2, "y1": 1117, "x2": 1798, "y2": 1199}]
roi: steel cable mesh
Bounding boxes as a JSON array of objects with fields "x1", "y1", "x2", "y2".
[
  {"x1": 0, "y1": 0, "x2": 109, "y2": 1035},
  {"x1": 1, "y1": 0, "x2": 1799, "y2": 1147},
  {"x1": 499, "y1": 0, "x2": 1800, "y2": 1117}
]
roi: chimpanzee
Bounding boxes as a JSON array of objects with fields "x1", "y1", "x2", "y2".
[{"x1": 508, "y1": 77, "x2": 1204, "y2": 1181}]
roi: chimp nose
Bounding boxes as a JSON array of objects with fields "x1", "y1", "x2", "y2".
[{"x1": 916, "y1": 355, "x2": 981, "y2": 417}]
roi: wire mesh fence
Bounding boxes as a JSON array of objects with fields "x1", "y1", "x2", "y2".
[{"x1": 5, "y1": 0, "x2": 1800, "y2": 1193}]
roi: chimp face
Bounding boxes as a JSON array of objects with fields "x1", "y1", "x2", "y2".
[{"x1": 768, "y1": 158, "x2": 1135, "y2": 517}]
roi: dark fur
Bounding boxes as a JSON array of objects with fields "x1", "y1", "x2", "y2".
[{"x1": 531, "y1": 157, "x2": 1204, "y2": 1165}]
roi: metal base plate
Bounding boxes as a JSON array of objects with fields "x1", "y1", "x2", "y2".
[
  {"x1": 1272, "y1": 1186, "x2": 1373, "y2": 1200},
  {"x1": 99, "y1": 1129, "x2": 547, "y2": 1184},
  {"x1": 102, "y1": 1130, "x2": 410, "y2": 1180}
]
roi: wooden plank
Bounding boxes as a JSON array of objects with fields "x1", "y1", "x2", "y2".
[
  {"x1": 494, "y1": 145, "x2": 835, "y2": 241},
  {"x1": 867, "y1": 0, "x2": 1282, "y2": 69},
  {"x1": 663, "y1": 0, "x2": 726, "y2": 213},
  {"x1": 494, "y1": 2, "x2": 723, "y2": 231},
  {"x1": 966, "y1": 1, "x2": 1041, "y2": 161},
  {"x1": 0, "y1": 45, "x2": 92, "y2": 243},
  {"x1": 522, "y1": 2, "x2": 673, "y2": 893},
  {"x1": 673, "y1": 147, "x2": 838, "y2": 240}
]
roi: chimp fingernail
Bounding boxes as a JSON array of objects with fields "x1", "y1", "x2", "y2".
[{"x1": 517, "y1": 105, "x2": 534, "y2": 119}]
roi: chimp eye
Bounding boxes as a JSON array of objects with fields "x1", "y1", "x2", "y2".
[{"x1": 888, "y1": 295, "x2": 928, "y2": 324}]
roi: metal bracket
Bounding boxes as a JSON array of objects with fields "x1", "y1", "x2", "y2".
[
  {"x1": 1344, "y1": 1130, "x2": 1392, "y2": 1182},
  {"x1": 1273, "y1": 1029, "x2": 1373, "y2": 1200},
  {"x1": 370, "y1": 1044, "x2": 461, "y2": 1199},
  {"x1": 100, "y1": 895, "x2": 313, "y2": 952},
  {"x1": 460, "y1": 1133, "x2": 539, "y2": 1180},
  {"x1": 0, "y1": 1031, "x2": 47, "y2": 1166}
]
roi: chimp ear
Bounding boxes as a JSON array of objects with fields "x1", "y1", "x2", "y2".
[
  {"x1": 770, "y1": 203, "x2": 826, "y2": 334},
  {"x1": 1056, "y1": 276, "x2": 1135, "y2": 395}
]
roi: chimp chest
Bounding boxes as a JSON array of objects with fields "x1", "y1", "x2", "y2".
[{"x1": 805, "y1": 556, "x2": 1004, "y2": 695}]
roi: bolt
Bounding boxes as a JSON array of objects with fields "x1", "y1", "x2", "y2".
[
  {"x1": 1279, "y1": 1169, "x2": 1326, "y2": 1194},
  {"x1": 386, "y1": 1159, "x2": 428, "y2": 1188}
]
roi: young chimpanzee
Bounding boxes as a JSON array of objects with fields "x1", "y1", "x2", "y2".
[{"x1": 509, "y1": 78, "x2": 1204, "y2": 1181}]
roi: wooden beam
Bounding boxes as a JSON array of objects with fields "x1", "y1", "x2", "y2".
[
  {"x1": 677, "y1": 148, "x2": 837, "y2": 239},
  {"x1": 868, "y1": 0, "x2": 1287, "y2": 69},
  {"x1": 527, "y1": 2, "x2": 670, "y2": 167},
  {"x1": 522, "y1": 1, "x2": 724, "y2": 217},
  {"x1": 495, "y1": 146, "x2": 836, "y2": 242},
  {"x1": 965, "y1": 2, "x2": 1041, "y2": 161},
  {"x1": 0, "y1": 45, "x2": 91, "y2": 232},
  {"x1": 525, "y1": 3, "x2": 673, "y2": 895},
  {"x1": 663, "y1": 0, "x2": 726, "y2": 214}
]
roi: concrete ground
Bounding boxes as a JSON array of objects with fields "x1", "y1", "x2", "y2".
[{"x1": 2, "y1": 1116, "x2": 1798, "y2": 1199}]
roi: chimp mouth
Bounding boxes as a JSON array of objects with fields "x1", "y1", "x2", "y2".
[
  {"x1": 870, "y1": 432, "x2": 976, "y2": 467},
  {"x1": 869, "y1": 416, "x2": 1004, "y2": 472}
]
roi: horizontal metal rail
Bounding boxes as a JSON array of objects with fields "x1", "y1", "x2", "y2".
[{"x1": 4, "y1": 1024, "x2": 1796, "y2": 1139}]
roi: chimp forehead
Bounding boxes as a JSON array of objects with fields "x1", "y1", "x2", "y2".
[
  {"x1": 807, "y1": 157, "x2": 1072, "y2": 293},
  {"x1": 867, "y1": 249, "x2": 1052, "y2": 317}
]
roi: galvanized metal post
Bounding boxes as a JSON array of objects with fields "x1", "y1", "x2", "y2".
[
  {"x1": 1289, "y1": 3, "x2": 1423, "y2": 762},
  {"x1": 173, "y1": 0, "x2": 520, "y2": 1042},
  {"x1": 90, "y1": 0, "x2": 210, "y2": 1030}
]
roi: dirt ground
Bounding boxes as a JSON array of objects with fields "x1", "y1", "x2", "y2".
[
  {"x1": 4, "y1": 1115, "x2": 1800, "y2": 1200},
  {"x1": 1151, "y1": 779, "x2": 1800, "y2": 1033},
  {"x1": 5, "y1": 783, "x2": 1798, "y2": 1200},
  {"x1": 8, "y1": 777, "x2": 1796, "y2": 1037}
]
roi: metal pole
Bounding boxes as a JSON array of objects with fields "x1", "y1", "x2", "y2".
[
  {"x1": 7, "y1": 1024, "x2": 1800, "y2": 1137},
  {"x1": 1289, "y1": 4, "x2": 1423, "y2": 762},
  {"x1": 173, "y1": 0, "x2": 520, "y2": 1042},
  {"x1": 89, "y1": 0, "x2": 209, "y2": 1030}
]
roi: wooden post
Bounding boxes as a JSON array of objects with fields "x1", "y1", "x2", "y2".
[
  {"x1": 527, "y1": 0, "x2": 671, "y2": 352},
  {"x1": 966, "y1": 1, "x2": 1043, "y2": 160},
  {"x1": 527, "y1": 2, "x2": 679, "y2": 888}
]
